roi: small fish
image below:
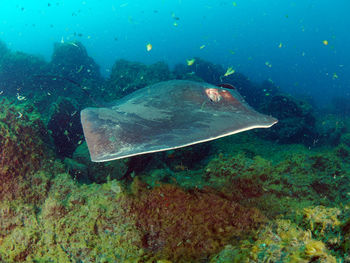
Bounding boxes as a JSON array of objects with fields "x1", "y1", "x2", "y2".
[
  {"x1": 332, "y1": 73, "x2": 338, "y2": 79},
  {"x1": 69, "y1": 42, "x2": 79, "y2": 48},
  {"x1": 146, "y1": 43, "x2": 152, "y2": 51},
  {"x1": 77, "y1": 65, "x2": 84, "y2": 73},
  {"x1": 16, "y1": 93, "x2": 26, "y2": 101},
  {"x1": 265, "y1": 61, "x2": 272, "y2": 68},
  {"x1": 224, "y1": 67, "x2": 235, "y2": 76},
  {"x1": 199, "y1": 45, "x2": 206, "y2": 49},
  {"x1": 186, "y1": 58, "x2": 195, "y2": 66},
  {"x1": 278, "y1": 42, "x2": 283, "y2": 48},
  {"x1": 322, "y1": 40, "x2": 328, "y2": 46},
  {"x1": 173, "y1": 22, "x2": 178, "y2": 27}
]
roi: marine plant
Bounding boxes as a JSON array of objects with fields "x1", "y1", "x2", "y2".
[
  {"x1": 0, "y1": 98, "x2": 52, "y2": 203},
  {"x1": 210, "y1": 219, "x2": 338, "y2": 262},
  {"x1": 129, "y1": 177, "x2": 266, "y2": 262}
]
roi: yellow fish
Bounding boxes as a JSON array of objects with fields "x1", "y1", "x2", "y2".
[
  {"x1": 265, "y1": 61, "x2": 272, "y2": 68},
  {"x1": 199, "y1": 45, "x2": 206, "y2": 49},
  {"x1": 224, "y1": 67, "x2": 235, "y2": 76},
  {"x1": 322, "y1": 40, "x2": 328, "y2": 46},
  {"x1": 186, "y1": 58, "x2": 195, "y2": 66},
  {"x1": 146, "y1": 43, "x2": 152, "y2": 51},
  {"x1": 278, "y1": 42, "x2": 283, "y2": 48}
]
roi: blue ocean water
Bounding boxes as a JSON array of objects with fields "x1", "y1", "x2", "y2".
[{"x1": 0, "y1": 0, "x2": 349, "y2": 106}]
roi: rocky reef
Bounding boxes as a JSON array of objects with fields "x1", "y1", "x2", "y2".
[
  {"x1": 105, "y1": 59, "x2": 173, "y2": 101},
  {"x1": 0, "y1": 39, "x2": 349, "y2": 262}
]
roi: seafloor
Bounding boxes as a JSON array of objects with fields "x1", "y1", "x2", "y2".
[{"x1": 0, "y1": 40, "x2": 349, "y2": 263}]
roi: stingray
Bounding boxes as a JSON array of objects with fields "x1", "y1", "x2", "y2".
[{"x1": 81, "y1": 80, "x2": 277, "y2": 162}]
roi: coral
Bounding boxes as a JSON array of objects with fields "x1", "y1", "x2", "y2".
[{"x1": 129, "y1": 178, "x2": 266, "y2": 262}]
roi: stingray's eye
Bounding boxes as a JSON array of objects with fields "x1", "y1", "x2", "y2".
[{"x1": 205, "y1": 88, "x2": 222, "y2": 102}]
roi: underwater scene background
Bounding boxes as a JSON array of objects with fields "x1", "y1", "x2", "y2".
[{"x1": 0, "y1": 0, "x2": 349, "y2": 262}]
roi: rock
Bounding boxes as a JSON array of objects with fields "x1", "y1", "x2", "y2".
[
  {"x1": 47, "y1": 98, "x2": 83, "y2": 158},
  {"x1": 72, "y1": 142, "x2": 129, "y2": 183},
  {"x1": 106, "y1": 59, "x2": 173, "y2": 100},
  {"x1": 259, "y1": 94, "x2": 316, "y2": 145},
  {"x1": 48, "y1": 41, "x2": 102, "y2": 83}
]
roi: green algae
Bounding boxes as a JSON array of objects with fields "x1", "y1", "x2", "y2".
[
  {"x1": 210, "y1": 219, "x2": 338, "y2": 263},
  {"x1": 0, "y1": 175, "x2": 144, "y2": 262}
]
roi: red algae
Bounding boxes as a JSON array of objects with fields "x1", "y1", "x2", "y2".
[
  {"x1": 0, "y1": 98, "x2": 53, "y2": 202},
  {"x1": 129, "y1": 178, "x2": 266, "y2": 262}
]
